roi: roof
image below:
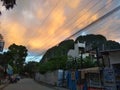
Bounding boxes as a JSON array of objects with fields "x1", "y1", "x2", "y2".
[
  {"x1": 78, "y1": 67, "x2": 101, "y2": 73},
  {"x1": 101, "y1": 49, "x2": 120, "y2": 54}
]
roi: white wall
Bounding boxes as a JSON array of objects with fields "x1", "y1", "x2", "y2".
[
  {"x1": 109, "y1": 51, "x2": 120, "y2": 65},
  {"x1": 67, "y1": 44, "x2": 79, "y2": 58},
  {"x1": 35, "y1": 70, "x2": 58, "y2": 85}
]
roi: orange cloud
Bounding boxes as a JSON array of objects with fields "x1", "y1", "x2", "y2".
[
  {"x1": 66, "y1": 0, "x2": 81, "y2": 9},
  {"x1": 47, "y1": 8, "x2": 66, "y2": 35},
  {"x1": 76, "y1": 11, "x2": 98, "y2": 29},
  {"x1": 0, "y1": 0, "x2": 119, "y2": 57},
  {"x1": 36, "y1": 9, "x2": 43, "y2": 20},
  {"x1": 1, "y1": 21, "x2": 27, "y2": 48}
]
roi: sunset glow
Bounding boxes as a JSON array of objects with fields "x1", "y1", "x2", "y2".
[{"x1": 0, "y1": 0, "x2": 120, "y2": 61}]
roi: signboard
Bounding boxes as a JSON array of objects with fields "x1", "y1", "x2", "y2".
[
  {"x1": 88, "y1": 73, "x2": 101, "y2": 88},
  {"x1": 6, "y1": 64, "x2": 13, "y2": 75},
  {"x1": 103, "y1": 67, "x2": 116, "y2": 90},
  {"x1": 113, "y1": 65, "x2": 120, "y2": 90},
  {"x1": 71, "y1": 71, "x2": 75, "y2": 80},
  {"x1": 104, "y1": 86, "x2": 116, "y2": 90}
]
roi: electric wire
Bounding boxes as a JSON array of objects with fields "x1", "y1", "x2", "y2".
[
  {"x1": 28, "y1": 0, "x2": 102, "y2": 53},
  {"x1": 27, "y1": 0, "x2": 104, "y2": 61},
  {"x1": 35, "y1": 0, "x2": 113, "y2": 51},
  {"x1": 28, "y1": 0, "x2": 115, "y2": 61},
  {"x1": 23, "y1": 0, "x2": 119, "y2": 61}
]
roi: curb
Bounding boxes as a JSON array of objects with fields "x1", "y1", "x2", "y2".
[
  {"x1": 34, "y1": 80, "x2": 69, "y2": 90},
  {"x1": 0, "y1": 83, "x2": 9, "y2": 90}
]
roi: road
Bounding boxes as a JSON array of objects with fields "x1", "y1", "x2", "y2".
[{"x1": 3, "y1": 78, "x2": 56, "y2": 90}]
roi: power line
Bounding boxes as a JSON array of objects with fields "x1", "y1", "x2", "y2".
[
  {"x1": 30, "y1": 0, "x2": 102, "y2": 49},
  {"x1": 28, "y1": 0, "x2": 120, "y2": 61},
  {"x1": 27, "y1": 0, "x2": 102, "y2": 61},
  {"x1": 25, "y1": 0, "x2": 96, "y2": 61},
  {"x1": 66, "y1": 3, "x2": 120, "y2": 39},
  {"x1": 34, "y1": 0, "x2": 110, "y2": 50},
  {"x1": 63, "y1": 0, "x2": 115, "y2": 39},
  {"x1": 27, "y1": 0, "x2": 61, "y2": 42},
  {"x1": 27, "y1": 0, "x2": 111, "y2": 61},
  {"x1": 39, "y1": 0, "x2": 61, "y2": 26}
]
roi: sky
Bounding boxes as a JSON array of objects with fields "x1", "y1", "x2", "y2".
[{"x1": 0, "y1": 0, "x2": 120, "y2": 62}]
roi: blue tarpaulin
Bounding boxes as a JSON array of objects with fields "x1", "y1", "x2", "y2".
[
  {"x1": 6, "y1": 64, "x2": 13, "y2": 75},
  {"x1": 66, "y1": 70, "x2": 79, "y2": 90},
  {"x1": 83, "y1": 81, "x2": 88, "y2": 90}
]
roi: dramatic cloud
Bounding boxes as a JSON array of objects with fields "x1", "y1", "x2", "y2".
[{"x1": 0, "y1": 0, "x2": 120, "y2": 61}]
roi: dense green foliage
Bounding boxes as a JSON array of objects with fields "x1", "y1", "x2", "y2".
[
  {"x1": 66, "y1": 56, "x2": 97, "y2": 69},
  {"x1": 24, "y1": 61, "x2": 39, "y2": 77},
  {"x1": 75, "y1": 34, "x2": 120, "y2": 50},
  {"x1": 39, "y1": 56, "x2": 67, "y2": 74},
  {"x1": 1, "y1": 0, "x2": 16, "y2": 9},
  {"x1": 41, "y1": 40, "x2": 74, "y2": 63},
  {"x1": 39, "y1": 34, "x2": 120, "y2": 74},
  {"x1": 41, "y1": 34, "x2": 120, "y2": 63},
  {"x1": 75, "y1": 34, "x2": 107, "y2": 50},
  {"x1": 0, "y1": 0, "x2": 16, "y2": 15},
  {"x1": 82, "y1": 56, "x2": 97, "y2": 68},
  {"x1": 0, "y1": 43, "x2": 28, "y2": 73},
  {"x1": 105, "y1": 40, "x2": 120, "y2": 50},
  {"x1": 7, "y1": 44, "x2": 28, "y2": 73}
]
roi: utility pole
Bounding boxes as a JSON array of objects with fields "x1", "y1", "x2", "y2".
[{"x1": 96, "y1": 47, "x2": 100, "y2": 67}]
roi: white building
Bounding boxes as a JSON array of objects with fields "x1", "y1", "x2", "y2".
[
  {"x1": 67, "y1": 42, "x2": 89, "y2": 59},
  {"x1": 101, "y1": 49, "x2": 120, "y2": 67},
  {"x1": 101, "y1": 50, "x2": 120, "y2": 90}
]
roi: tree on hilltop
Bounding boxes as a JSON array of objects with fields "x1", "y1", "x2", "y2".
[{"x1": 0, "y1": 0, "x2": 16, "y2": 15}]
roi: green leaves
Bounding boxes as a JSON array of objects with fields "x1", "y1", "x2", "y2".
[
  {"x1": 40, "y1": 34, "x2": 120, "y2": 73},
  {"x1": 83, "y1": 56, "x2": 97, "y2": 68},
  {"x1": 39, "y1": 56, "x2": 67, "y2": 74},
  {"x1": 24, "y1": 61, "x2": 39, "y2": 77},
  {"x1": 0, "y1": 0, "x2": 16, "y2": 15},
  {"x1": 66, "y1": 56, "x2": 97, "y2": 69},
  {"x1": 41, "y1": 40, "x2": 74, "y2": 63},
  {"x1": 7, "y1": 43, "x2": 28, "y2": 73},
  {"x1": 105, "y1": 40, "x2": 120, "y2": 50},
  {"x1": 1, "y1": 0, "x2": 16, "y2": 10}
]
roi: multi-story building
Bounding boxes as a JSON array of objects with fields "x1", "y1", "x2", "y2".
[{"x1": 101, "y1": 49, "x2": 120, "y2": 90}]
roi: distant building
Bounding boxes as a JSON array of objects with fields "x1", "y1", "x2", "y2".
[
  {"x1": 67, "y1": 42, "x2": 88, "y2": 59},
  {"x1": 101, "y1": 49, "x2": 120, "y2": 67},
  {"x1": 101, "y1": 49, "x2": 120, "y2": 90}
]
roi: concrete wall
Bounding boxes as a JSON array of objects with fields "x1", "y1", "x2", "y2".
[
  {"x1": 35, "y1": 70, "x2": 58, "y2": 85},
  {"x1": 67, "y1": 44, "x2": 79, "y2": 58},
  {"x1": 109, "y1": 51, "x2": 120, "y2": 64},
  {"x1": 102, "y1": 51, "x2": 120, "y2": 66},
  {"x1": 67, "y1": 43, "x2": 87, "y2": 58}
]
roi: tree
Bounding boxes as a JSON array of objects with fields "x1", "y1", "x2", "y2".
[
  {"x1": 1, "y1": 0, "x2": 16, "y2": 9},
  {"x1": 40, "y1": 34, "x2": 120, "y2": 72},
  {"x1": 6, "y1": 43, "x2": 28, "y2": 73},
  {"x1": 83, "y1": 56, "x2": 97, "y2": 68},
  {"x1": 0, "y1": 53, "x2": 4, "y2": 65},
  {"x1": 39, "y1": 56, "x2": 67, "y2": 74},
  {"x1": 24, "y1": 61, "x2": 39, "y2": 77},
  {"x1": 0, "y1": 0, "x2": 16, "y2": 15},
  {"x1": 105, "y1": 40, "x2": 120, "y2": 50},
  {"x1": 41, "y1": 39, "x2": 74, "y2": 63},
  {"x1": 75, "y1": 34, "x2": 107, "y2": 50}
]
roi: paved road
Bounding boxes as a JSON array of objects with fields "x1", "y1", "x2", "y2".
[{"x1": 3, "y1": 78, "x2": 56, "y2": 90}]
